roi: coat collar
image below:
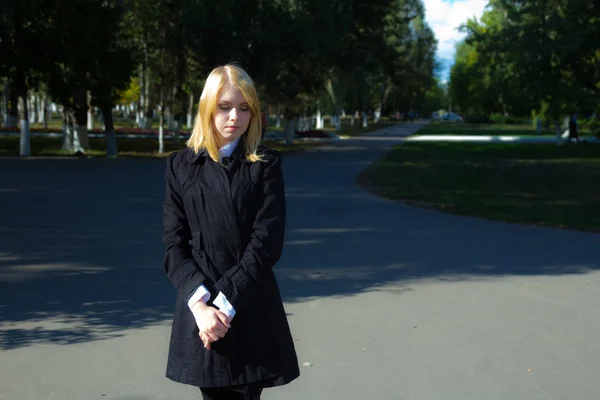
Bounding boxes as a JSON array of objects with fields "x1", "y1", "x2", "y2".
[{"x1": 186, "y1": 135, "x2": 250, "y2": 164}]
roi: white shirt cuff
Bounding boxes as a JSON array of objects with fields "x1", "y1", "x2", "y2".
[
  {"x1": 213, "y1": 292, "x2": 236, "y2": 318},
  {"x1": 187, "y1": 284, "x2": 211, "y2": 310}
]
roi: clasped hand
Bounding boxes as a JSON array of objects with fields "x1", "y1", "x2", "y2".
[{"x1": 191, "y1": 302, "x2": 231, "y2": 350}]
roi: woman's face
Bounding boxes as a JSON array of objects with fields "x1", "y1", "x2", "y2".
[{"x1": 213, "y1": 84, "x2": 252, "y2": 146}]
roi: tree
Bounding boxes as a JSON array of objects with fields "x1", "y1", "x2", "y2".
[{"x1": 457, "y1": 0, "x2": 600, "y2": 137}]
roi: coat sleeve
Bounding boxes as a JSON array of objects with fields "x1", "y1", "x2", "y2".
[
  {"x1": 213, "y1": 151, "x2": 286, "y2": 312},
  {"x1": 163, "y1": 152, "x2": 210, "y2": 298}
]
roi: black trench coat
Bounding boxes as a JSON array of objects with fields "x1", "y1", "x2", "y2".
[{"x1": 162, "y1": 140, "x2": 300, "y2": 388}]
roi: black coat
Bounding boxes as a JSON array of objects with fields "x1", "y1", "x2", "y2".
[{"x1": 162, "y1": 141, "x2": 300, "y2": 388}]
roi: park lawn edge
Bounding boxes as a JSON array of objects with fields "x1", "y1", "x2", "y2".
[{"x1": 355, "y1": 142, "x2": 600, "y2": 233}]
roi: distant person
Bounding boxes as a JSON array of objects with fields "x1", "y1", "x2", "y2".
[
  {"x1": 568, "y1": 114, "x2": 579, "y2": 143},
  {"x1": 162, "y1": 64, "x2": 299, "y2": 400}
]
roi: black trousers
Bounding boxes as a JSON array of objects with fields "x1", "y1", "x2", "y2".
[{"x1": 200, "y1": 385, "x2": 263, "y2": 400}]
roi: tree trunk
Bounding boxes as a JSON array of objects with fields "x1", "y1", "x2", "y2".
[
  {"x1": 30, "y1": 92, "x2": 38, "y2": 124},
  {"x1": 276, "y1": 104, "x2": 281, "y2": 128},
  {"x1": 173, "y1": 116, "x2": 180, "y2": 146},
  {"x1": 0, "y1": 85, "x2": 5, "y2": 128},
  {"x1": 167, "y1": 108, "x2": 174, "y2": 130},
  {"x1": 73, "y1": 89, "x2": 91, "y2": 151},
  {"x1": 555, "y1": 119, "x2": 562, "y2": 145},
  {"x1": 87, "y1": 91, "x2": 94, "y2": 130},
  {"x1": 38, "y1": 92, "x2": 46, "y2": 125},
  {"x1": 16, "y1": 71, "x2": 30, "y2": 156},
  {"x1": 145, "y1": 98, "x2": 154, "y2": 129},
  {"x1": 135, "y1": 102, "x2": 140, "y2": 125},
  {"x1": 187, "y1": 93, "x2": 194, "y2": 128},
  {"x1": 316, "y1": 104, "x2": 323, "y2": 129},
  {"x1": 6, "y1": 82, "x2": 18, "y2": 128},
  {"x1": 138, "y1": 62, "x2": 146, "y2": 127},
  {"x1": 18, "y1": 96, "x2": 30, "y2": 156},
  {"x1": 362, "y1": 111, "x2": 368, "y2": 128},
  {"x1": 158, "y1": 91, "x2": 165, "y2": 153},
  {"x1": 374, "y1": 107, "x2": 381, "y2": 123},
  {"x1": 62, "y1": 109, "x2": 74, "y2": 152},
  {"x1": 72, "y1": 112, "x2": 85, "y2": 154},
  {"x1": 102, "y1": 104, "x2": 118, "y2": 157},
  {"x1": 284, "y1": 117, "x2": 295, "y2": 145}
]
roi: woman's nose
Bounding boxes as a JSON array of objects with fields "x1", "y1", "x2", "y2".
[{"x1": 229, "y1": 108, "x2": 238, "y2": 120}]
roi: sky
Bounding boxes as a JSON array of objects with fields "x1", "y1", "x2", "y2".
[{"x1": 422, "y1": 0, "x2": 489, "y2": 83}]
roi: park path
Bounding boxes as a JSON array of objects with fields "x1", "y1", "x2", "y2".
[{"x1": 0, "y1": 121, "x2": 599, "y2": 400}]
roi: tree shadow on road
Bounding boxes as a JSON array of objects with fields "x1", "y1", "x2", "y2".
[{"x1": 1, "y1": 151, "x2": 598, "y2": 350}]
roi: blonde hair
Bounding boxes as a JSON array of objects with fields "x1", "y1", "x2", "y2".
[{"x1": 187, "y1": 64, "x2": 264, "y2": 163}]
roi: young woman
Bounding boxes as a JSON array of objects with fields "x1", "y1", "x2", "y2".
[{"x1": 162, "y1": 64, "x2": 299, "y2": 400}]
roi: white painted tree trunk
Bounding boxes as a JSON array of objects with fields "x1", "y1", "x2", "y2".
[
  {"x1": 18, "y1": 93, "x2": 30, "y2": 156},
  {"x1": 284, "y1": 118, "x2": 295, "y2": 145},
  {"x1": 159, "y1": 124, "x2": 164, "y2": 153},
  {"x1": 72, "y1": 125, "x2": 84, "y2": 153},
  {"x1": 362, "y1": 111, "x2": 368, "y2": 128},
  {"x1": 350, "y1": 116, "x2": 355, "y2": 126},
  {"x1": 62, "y1": 112, "x2": 73, "y2": 151},
  {"x1": 28, "y1": 92, "x2": 36, "y2": 124},
  {"x1": 30, "y1": 93, "x2": 36, "y2": 124},
  {"x1": 20, "y1": 119, "x2": 30, "y2": 156},
  {"x1": 316, "y1": 107, "x2": 323, "y2": 129},
  {"x1": 158, "y1": 93, "x2": 165, "y2": 153},
  {"x1": 555, "y1": 120, "x2": 562, "y2": 145},
  {"x1": 38, "y1": 93, "x2": 47, "y2": 125},
  {"x1": 374, "y1": 108, "x2": 381, "y2": 123},
  {"x1": 75, "y1": 124, "x2": 90, "y2": 151},
  {"x1": 187, "y1": 93, "x2": 194, "y2": 128},
  {"x1": 87, "y1": 109, "x2": 94, "y2": 130}
]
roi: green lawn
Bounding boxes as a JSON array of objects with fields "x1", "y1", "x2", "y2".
[
  {"x1": 0, "y1": 136, "x2": 326, "y2": 158},
  {"x1": 356, "y1": 142, "x2": 600, "y2": 232},
  {"x1": 418, "y1": 121, "x2": 594, "y2": 137}
]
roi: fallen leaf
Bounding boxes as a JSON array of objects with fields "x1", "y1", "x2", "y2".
[
  {"x1": 528, "y1": 369, "x2": 533, "y2": 373},
  {"x1": 302, "y1": 362, "x2": 313, "y2": 367}
]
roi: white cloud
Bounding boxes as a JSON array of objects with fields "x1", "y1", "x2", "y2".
[{"x1": 423, "y1": 0, "x2": 488, "y2": 79}]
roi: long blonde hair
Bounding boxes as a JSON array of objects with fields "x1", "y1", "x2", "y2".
[{"x1": 187, "y1": 64, "x2": 264, "y2": 163}]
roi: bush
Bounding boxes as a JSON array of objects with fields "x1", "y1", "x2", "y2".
[
  {"x1": 463, "y1": 115, "x2": 491, "y2": 124},
  {"x1": 489, "y1": 113, "x2": 530, "y2": 125},
  {"x1": 295, "y1": 130, "x2": 332, "y2": 138},
  {"x1": 588, "y1": 119, "x2": 600, "y2": 138}
]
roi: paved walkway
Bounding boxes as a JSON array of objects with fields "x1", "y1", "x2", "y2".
[{"x1": 1, "y1": 122, "x2": 599, "y2": 400}]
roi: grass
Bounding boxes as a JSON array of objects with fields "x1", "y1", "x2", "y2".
[
  {"x1": 0, "y1": 136, "x2": 327, "y2": 158},
  {"x1": 418, "y1": 121, "x2": 594, "y2": 137},
  {"x1": 356, "y1": 141, "x2": 600, "y2": 232}
]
